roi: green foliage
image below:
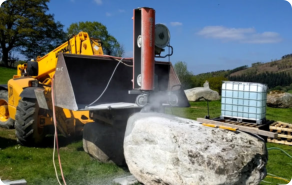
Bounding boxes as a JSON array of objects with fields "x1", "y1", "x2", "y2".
[
  {"x1": 228, "y1": 65, "x2": 248, "y2": 74},
  {"x1": 191, "y1": 75, "x2": 205, "y2": 88},
  {"x1": 251, "y1": 62, "x2": 262, "y2": 67},
  {"x1": 0, "y1": 0, "x2": 66, "y2": 65},
  {"x1": 207, "y1": 76, "x2": 228, "y2": 95},
  {"x1": 277, "y1": 58, "x2": 292, "y2": 70},
  {"x1": 282, "y1": 53, "x2": 292, "y2": 59},
  {"x1": 229, "y1": 72, "x2": 292, "y2": 89},
  {"x1": 173, "y1": 61, "x2": 193, "y2": 89},
  {"x1": 67, "y1": 21, "x2": 124, "y2": 57},
  {"x1": 192, "y1": 71, "x2": 227, "y2": 88},
  {"x1": 269, "y1": 83, "x2": 292, "y2": 93},
  {"x1": 269, "y1": 59, "x2": 278, "y2": 67},
  {"x1": 191, "y1": 65, "x2": 248, "y2": 88},
  {"x1": 16, "y1": 60, "x2": 27, "y2": 65}
]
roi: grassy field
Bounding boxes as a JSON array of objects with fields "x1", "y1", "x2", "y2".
[
  {"x1": 0, "y1": 66, "x2": 292, "y2": 184},
  {"x1": 0, "y1": 66, "x2": 16, "y2": 84}
]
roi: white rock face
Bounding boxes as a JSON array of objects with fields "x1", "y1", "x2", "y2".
[
  {"x1": 184, "y1": 81, "x2": 220, "y2": 101},
  {"x1": 124, "y1": 113, "x2": 267, "y2": 185},
  {"x1": 267, "y1": 91, "x2": 292, "y2": 108}
]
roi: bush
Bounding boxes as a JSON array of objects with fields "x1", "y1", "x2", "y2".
[
  {"x1": 207, "y1": 76, "x2": 228, "y2": 95},
  {"x1": 174, "y1": 61, "x2": 193, "y2": 89}
]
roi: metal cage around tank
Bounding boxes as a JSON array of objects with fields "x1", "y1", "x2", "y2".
[{"x1": 220, "y1": 81, "x2": 268, "y2": 124}]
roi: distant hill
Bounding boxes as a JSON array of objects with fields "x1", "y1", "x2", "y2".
[
  {"x1": 192, "y1": 56, "x2": 292, "y2": 90},
  {"x1": 229, "y1": 57, "x2": 292, "y2": 77}
]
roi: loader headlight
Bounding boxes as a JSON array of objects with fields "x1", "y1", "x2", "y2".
[
  {"x1": 29, "y1": 80, "x2": 39, "y2": 87},
  {"x1": 155, "y1": 24, "x2": 170, "y2": 49}
]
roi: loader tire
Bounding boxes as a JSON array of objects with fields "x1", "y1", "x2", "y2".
[
  {"x1": 15, "y1": 98, "x2": 44, "y2": 146},
  {"x1": 0, "y1": 90, "x2": 14, "y2": 129}
]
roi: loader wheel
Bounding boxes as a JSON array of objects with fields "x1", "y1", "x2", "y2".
[
  {"x1": 0, "y1": 90, "x2": 14, "y2": 129},
  {"x1": 15, "y1": 98, "x2": 45, "y2": 146}
]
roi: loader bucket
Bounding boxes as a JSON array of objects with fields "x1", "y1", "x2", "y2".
[{"x1": 54, "y1": 53, "x2": 189, "y2": 111}]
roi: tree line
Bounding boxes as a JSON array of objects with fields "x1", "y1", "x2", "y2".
[
  {"x1": 282, "y1": 53, "x2": 292, "y2": 59},
  {"x1": 0, "y1": 0, "x2": 123, "y2": 67},
  {"x1": 174, "y1": 61, "x2": 292, "y2": 94},
  {"x1": 229, "y1": 72, "x2": 292, "y2": 89}
]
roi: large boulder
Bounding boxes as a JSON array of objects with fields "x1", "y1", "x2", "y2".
[
  {"x1": 184, "y1": 81, "x2": 220, "y2": 101},
  {"x1": 124, "y1": 113, "x2": 267, "y2": 185},
  {"x1": 267, "y1": 91, "x2": 292, "y2": 108}
]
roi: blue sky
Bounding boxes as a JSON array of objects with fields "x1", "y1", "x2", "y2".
[{"x1": 47, "y1": 0, "x2": 292, "y2": 74}]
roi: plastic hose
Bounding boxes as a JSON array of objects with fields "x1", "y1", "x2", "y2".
[
  {"x1": 260, "y1": 147, "x2": 292, "y2": 184},
  {"x1": 52, "y1": 76, "x2": 67, "y2": 185}
]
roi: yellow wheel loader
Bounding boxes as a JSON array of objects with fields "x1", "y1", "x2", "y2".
[
  {"x1": 0, "y1": 7, "x2": 189, "y2": 165},
  {"x1": 0, "y1": 31, "x2": 104, "y2": 145}
]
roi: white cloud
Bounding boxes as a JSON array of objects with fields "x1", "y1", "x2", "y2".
[
  {"x1": 118, "y1": 9, "x2": 125, "y2": 13},
  {"x1": 197, "y1": 26, "x2": 282, "y2": 44},
  {"x1": 170, "y1": 22, "x2": 182, "y2": 26},
  {"x1": 106, "y1": 12, "x2": 112, "y2": 17},
  {"x1": 243, "y1": 32, "x2": 282, "y2": 44},
  {"x1": 94, "y1": 0, "x2": 102, "y2": 5}
]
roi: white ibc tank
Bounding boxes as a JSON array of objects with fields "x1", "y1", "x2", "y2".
[{"x1": 221, "y1": 81, "x2": 268, "y2": 124}]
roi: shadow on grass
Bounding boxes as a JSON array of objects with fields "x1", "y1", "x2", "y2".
[
  {"x1": 36, "y1": 134, "x2": 83, "y2": 148},
  {"x1": 0, "y1": 136, "x2": 18, "y2": 149}
]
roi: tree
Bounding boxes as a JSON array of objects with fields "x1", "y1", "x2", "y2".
[
  {"x1": 207, "y1": 76, "x2": 228, "y2": 95},
  {"x1": 0, "y1": 0, "x2": 66, "y2": 66},
  {"x1": 67, "y1": 21, "x2": 124, "y2": 57},
  {"x1": 174, "y1": 61, "x2": 193, "y2": 89}
]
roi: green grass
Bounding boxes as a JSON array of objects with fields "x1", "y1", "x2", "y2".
[
  {"x1": 0, "y1": 130, "x2": 128, "y2": 185},
  {"x1": 0, "y1": 66, "x2": 292, "y2": 184},
  {"x1": 288, "y1": 89, "x2": 292, "y2": 94},
  {"x1": 0, "y1": 66, "x2": 16, "y2": 84}
]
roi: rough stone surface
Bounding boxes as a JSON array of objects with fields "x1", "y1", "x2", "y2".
[
  {"x1": 184, "y1": 81, "x2": 220, "y2": 101},
  {"x1": 83, "y1": 139, "x2": 110, "y2": 163},
  {"x1": 267, "y1": 91, "x2": 292, "y2": 108},
  {"x1": 124, "y1": 113, "x2": 267, "y2": 185},
  {"x1": 113, "y1": 175, "x2": 139, "y2": 185}
]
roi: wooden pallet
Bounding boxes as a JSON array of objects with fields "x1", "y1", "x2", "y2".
[
  {"x1": 197, "y1": 118, "x2": 277, "y2": 138},
  {"x1": 222, "y1": 116, "x2": 265, "y2": 125},
  {"x1": 268, "y1": 121, "x2": 292, "y2": 146},
  {"x1": 223, "y1": 119, "x2": 272, "y2": 130},
  {"x1": 267, "y1": 138, "x2": 292, "y2": 146}
]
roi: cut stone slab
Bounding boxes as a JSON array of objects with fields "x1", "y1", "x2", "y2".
[
  {"x1": 267, "y1": 91, "x2": 292, "y2": 108},
  {"x1": 184, "y1": 81, "x2": 220, "y2": 101},
  {"x1": 124, "y1": 113, "x2": 267, "y2": 185},
  {"x1": 113, "y1": 175, "x2": 139, "y2": 185}
]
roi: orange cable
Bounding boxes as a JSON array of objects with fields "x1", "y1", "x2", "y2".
[{"x1": 51, "y1": 76, "x2": 67, "y2": 185}]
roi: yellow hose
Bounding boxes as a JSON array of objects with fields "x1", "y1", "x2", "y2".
[{"x1": 266, "y1": 175, "x2": 290, "y2": 183}]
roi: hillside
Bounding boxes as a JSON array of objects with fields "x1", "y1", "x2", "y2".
[
  {"x1": 191, "y1": 56, "x2": 292, "y2": 91},
  {"x1": 230, "y1": 57, "x2": 292, "y2": 77}
]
